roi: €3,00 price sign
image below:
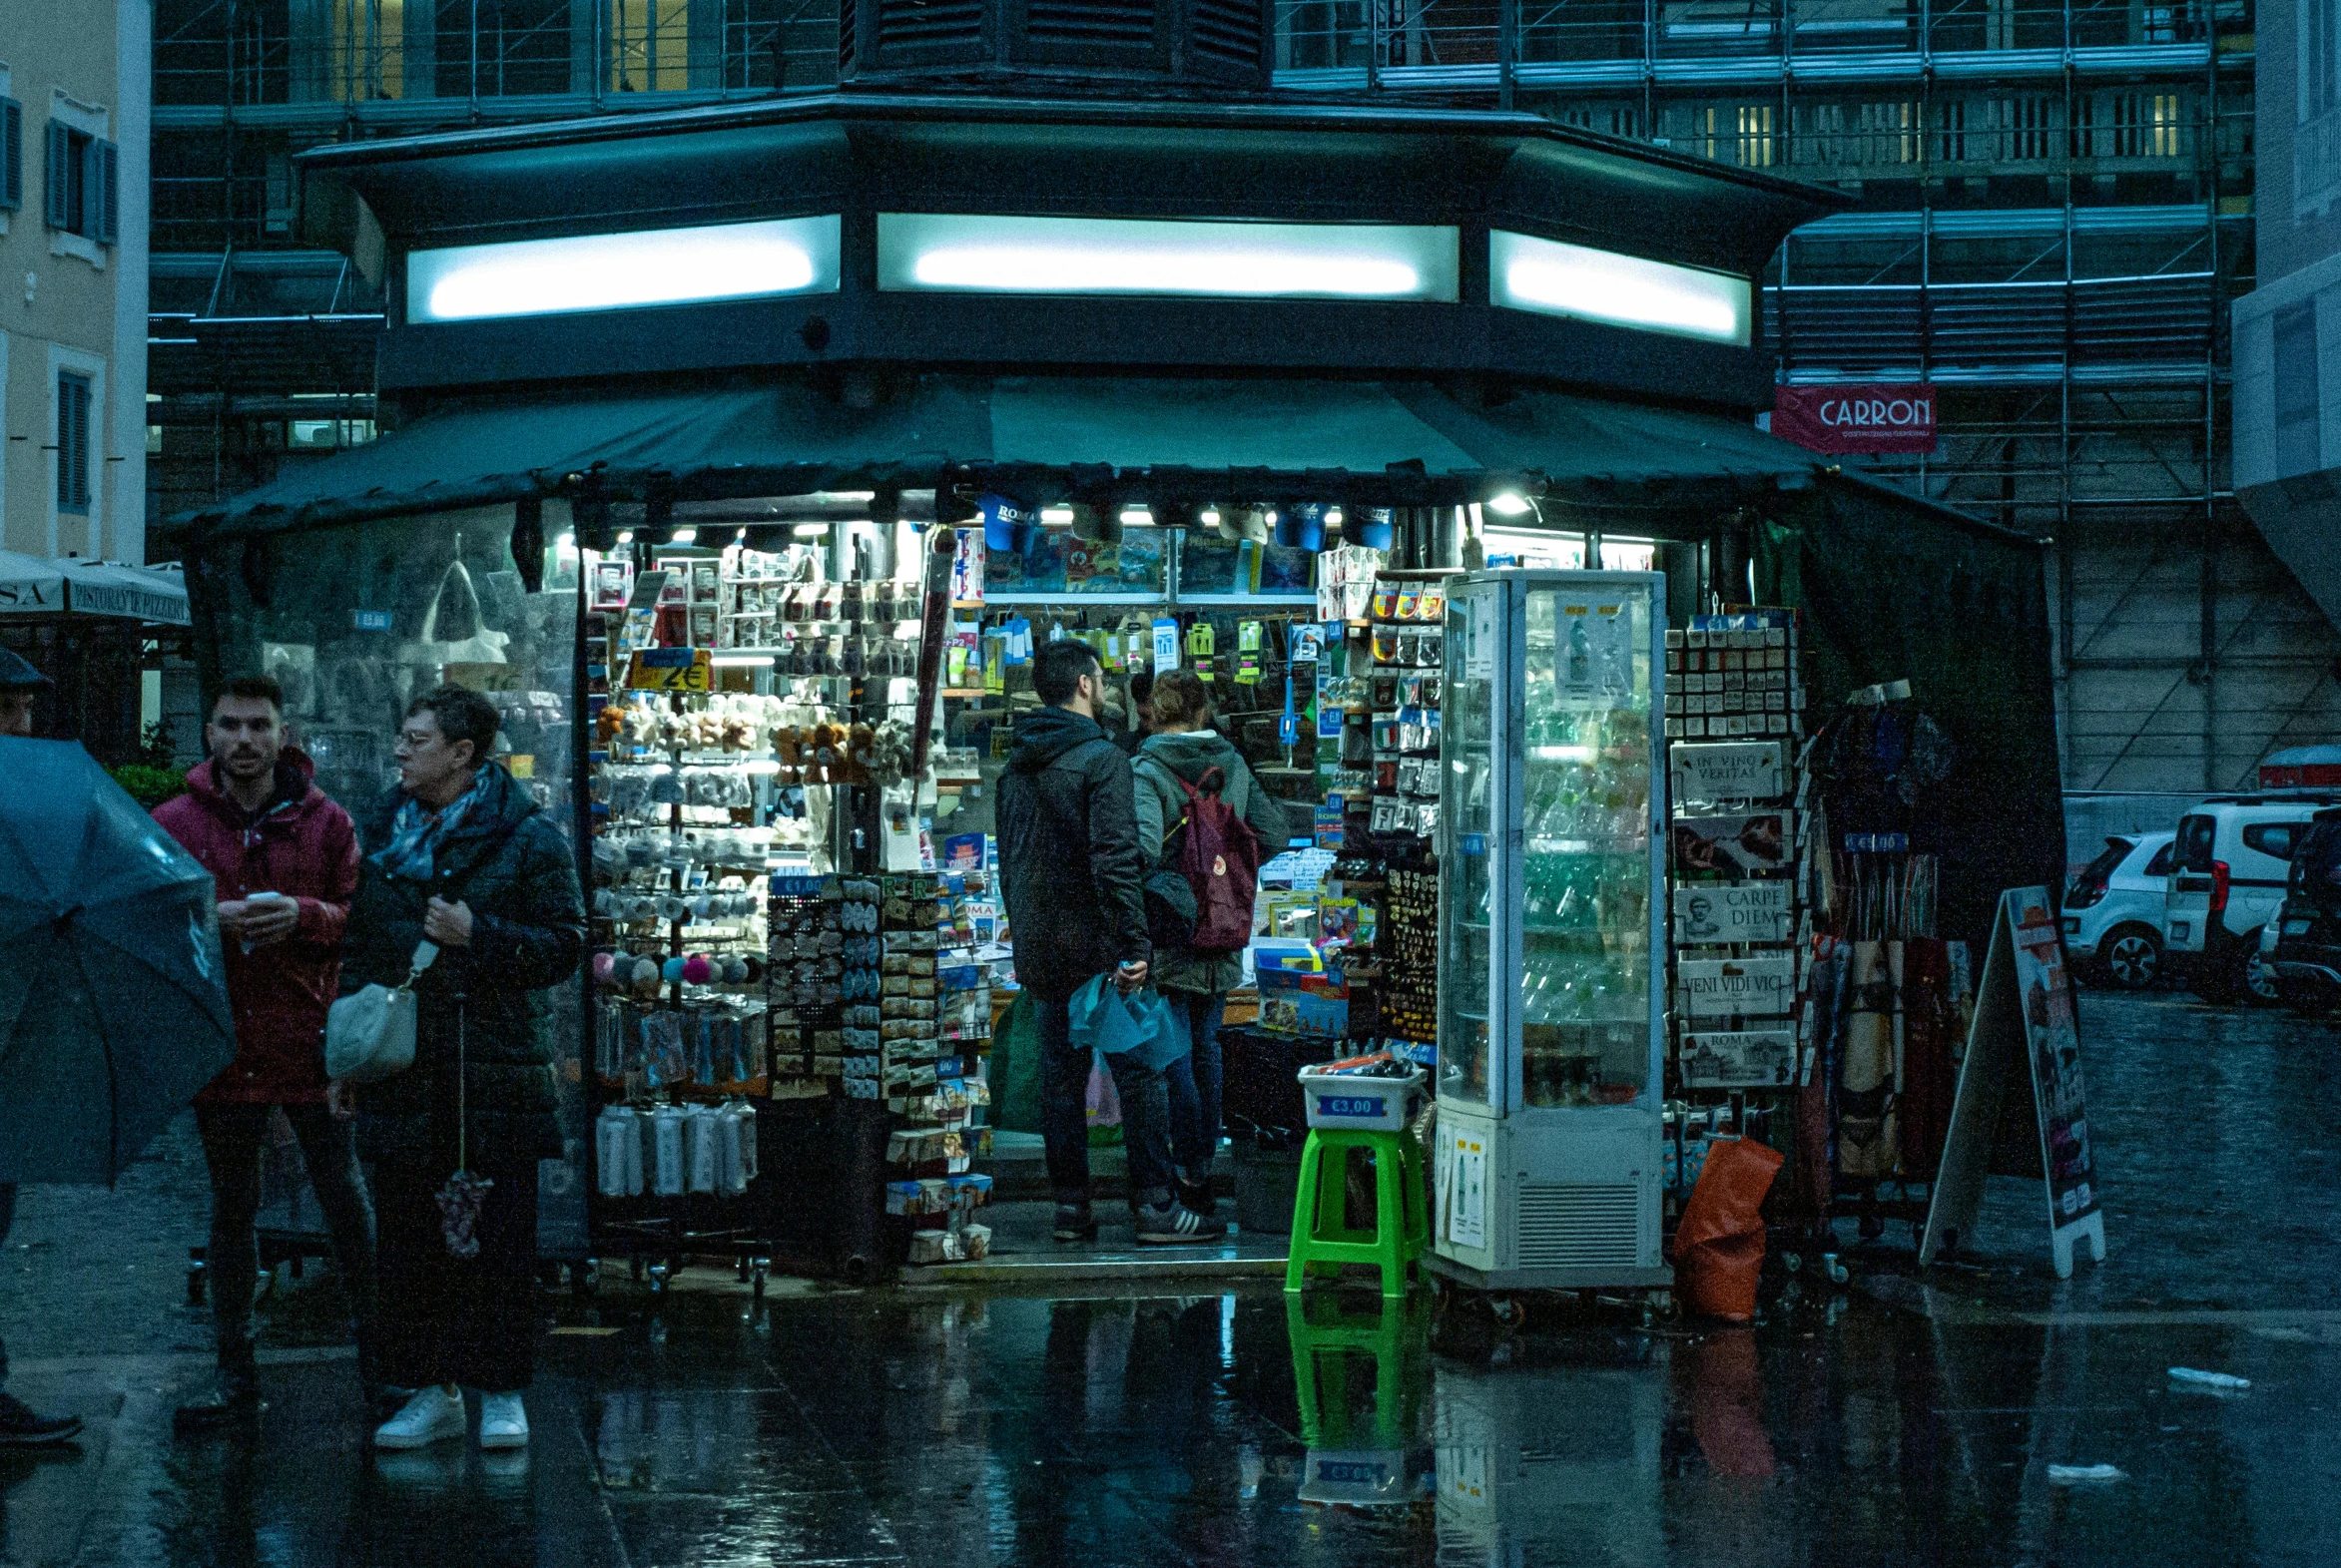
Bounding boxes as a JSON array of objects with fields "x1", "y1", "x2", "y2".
[{"x1": 628, "y1": 648, "x2": 711, "y2": 694}]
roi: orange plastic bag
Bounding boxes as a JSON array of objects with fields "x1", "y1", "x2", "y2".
[{"x1": 1674, "y1": 1136, "x2": 1784, "y2": 1321}]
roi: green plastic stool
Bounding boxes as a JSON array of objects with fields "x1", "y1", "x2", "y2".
[{"x1": 1283, "y1": 1127, "x2": 1429, "y2": 1299}]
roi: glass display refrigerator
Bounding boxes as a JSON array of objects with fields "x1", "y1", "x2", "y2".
[{"x1": 1430, "y1": 570, "x2": 1671, "y2": 1299}]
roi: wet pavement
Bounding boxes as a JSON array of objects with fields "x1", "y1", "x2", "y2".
[{"x1": 3, "y1": 989, "x2": 2338, "y2": 1566}]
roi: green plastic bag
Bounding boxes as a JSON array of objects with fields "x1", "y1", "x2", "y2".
[{"x1": 991, "y1": 991, "x2": 1045, "y2": 1136}]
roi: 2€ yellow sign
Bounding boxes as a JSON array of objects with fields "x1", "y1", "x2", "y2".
[{"x1": 628, "y1": 648, "x2": 711, "y2": 693}]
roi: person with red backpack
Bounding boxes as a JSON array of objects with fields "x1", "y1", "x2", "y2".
[{"x1": 1132, "y1": 671, "x2": 1293, "y2": 1219}]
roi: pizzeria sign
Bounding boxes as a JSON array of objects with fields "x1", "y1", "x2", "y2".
[{"x1": 1772, "y1": 384, "x2": 1938, "y2": 455}]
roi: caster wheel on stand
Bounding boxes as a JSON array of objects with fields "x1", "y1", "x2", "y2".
[
  {"x1": 751, "y1": 1259, "x2": 770, "y2": 1302},
  {"x1": 1489, "y1": 1296, "x2": 1526, "y2": 1330}
]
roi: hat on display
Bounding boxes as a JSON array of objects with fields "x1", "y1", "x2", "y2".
[{"x1": 0, "y1": 649, "x2": 54, "y2": 691}]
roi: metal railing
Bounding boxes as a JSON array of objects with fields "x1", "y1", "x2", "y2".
[
  {"x1": 1272, "y1": 0, "x2": 2247, "y2": 86},
  {"x1": 155, "y1": 0, "x2": 838, "y2": 110}
]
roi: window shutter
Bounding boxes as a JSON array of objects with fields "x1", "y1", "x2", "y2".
[
  {"x1": 57, "y1": 374, "x2": 92, "y2": 513},
  {"x1": 77, "y1": 380, "x2": 93, "y2": 510},
  {"x1": 0, "y1": 101, "x2": 20, "y2": 212},
  {"x1": 43, "y1": 121, "x2": 69, "y2": 229},
  {"x1": 92, "y1": 139, "x2": 118, "y2": 245}
]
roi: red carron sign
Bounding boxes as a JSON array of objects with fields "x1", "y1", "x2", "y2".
[{"x1": 1772, "y1": 385, "x2": 1938, "y2": 455}]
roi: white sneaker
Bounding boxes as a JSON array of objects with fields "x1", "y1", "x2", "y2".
[
  {"x1": 374, "y1": 1386, "x2": 466, "y2": 1450},
  {"x1": 478, "y1": 1391, "x2": 529, "y2": 1450}
]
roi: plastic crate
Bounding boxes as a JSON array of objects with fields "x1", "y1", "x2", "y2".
[{"x1": 1297, "y1": 1068, "x2": 1425, "y2": 1132}]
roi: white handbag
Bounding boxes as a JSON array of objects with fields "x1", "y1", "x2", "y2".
[{"x1": 325, "y1": 941, "x2": 439, "y2": 1085}]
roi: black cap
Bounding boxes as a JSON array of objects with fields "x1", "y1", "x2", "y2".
[{"x1": 0, "y1": 649, "x2": 54, "y2": 692}]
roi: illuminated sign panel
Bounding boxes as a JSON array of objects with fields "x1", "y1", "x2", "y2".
[
  {"x1": 407, "y1": 217, "x2": 843, "y2": 323},
  {"x1": 877, "y1": 214, "x2": 1461, "y2": 301},
  {"x1": 1489, "y1": 231, "x2": 1751, "y2": 346}
]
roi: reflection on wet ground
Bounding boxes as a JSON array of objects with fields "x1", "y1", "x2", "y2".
[
  {"x1": 2, "y1": 993, "x2": 2338, "y2": 1565},
  {"x1": 6, "y1": 1278, "x2": 2333, "y2": 1567}
]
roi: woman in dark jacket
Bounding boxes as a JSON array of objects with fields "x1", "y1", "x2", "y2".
[
  {"x1": 342, "y1": 684, "x2": 583, "y2": 1454},
  {"x1": 1132, "y1": 671, "x2": 1291, "y2": 1218}
]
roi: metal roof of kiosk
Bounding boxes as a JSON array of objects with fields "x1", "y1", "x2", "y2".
[{"x1": 171, "y1": 89, "x2": 1903, "y2": 535}]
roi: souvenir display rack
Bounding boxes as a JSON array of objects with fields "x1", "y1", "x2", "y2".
[
  {"x1": 579, "y1": 525, "x2": 927, "y2": 1286},
  {"x1": 1661, "y1": 610, "x2": 1810, "y2": 1225}
]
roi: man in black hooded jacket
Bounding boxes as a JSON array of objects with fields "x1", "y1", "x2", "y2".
[{"x1": 998, "y1": 639, "x2": 1224, "y2": 1245}]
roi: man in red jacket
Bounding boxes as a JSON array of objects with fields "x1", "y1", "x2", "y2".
[{"x1": 154, "y1": 675, "x2": 377, "y2": 1432}]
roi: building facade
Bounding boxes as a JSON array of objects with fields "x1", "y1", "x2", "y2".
[
  {"x1": 148, "y1": 0, "x2": 2341, "y2": 790},
  {"x1": 2233, "y1": 0, "x2": 2341, "y2": 644},
  {"x1": 3, "y1": 0, "x2": 152, "y2": 564}
]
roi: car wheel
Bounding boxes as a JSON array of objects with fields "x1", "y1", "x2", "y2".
[
  {"x1": 2101, "y1": 926, "x2": 2161, "y2": 991},
  {"x1": 2238, "y1": 934, "x2": 2280, "y2": 1008}
]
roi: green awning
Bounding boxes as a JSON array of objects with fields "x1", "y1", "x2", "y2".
[{"x1": 176, "y1": 374, "x2": 1837, "y2": 540}]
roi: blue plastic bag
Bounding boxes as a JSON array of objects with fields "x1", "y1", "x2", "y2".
[{"x1": 1068, "y1": 975, "x2": 1190, "y2": 1072}]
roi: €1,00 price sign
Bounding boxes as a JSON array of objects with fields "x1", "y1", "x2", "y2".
[{"x1": 629, "y1": 648, "x2": 711, "y2": 694}]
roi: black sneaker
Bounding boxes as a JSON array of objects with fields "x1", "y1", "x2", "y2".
[
  {"x1": 1175, "y1": 1178, "x2": 1217, "y2": 1219},
  {"x1": 1134, "y1": 1201, "x2": 1228, "y2": 1246},
  {"x1": 0, "y1": 1392, "x2": 83, "y2": 1447},
  {"x1": 1052, "y1": 1203, "x2": 1098, "y2": 1243}
]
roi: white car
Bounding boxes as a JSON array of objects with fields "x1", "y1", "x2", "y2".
[
  {"x1": 2164, "y1": 794, "x2": 2341, "y2": 1003},
  {"x1": 2061, "y1": 831, "x2": 2174, "y2": 989}
]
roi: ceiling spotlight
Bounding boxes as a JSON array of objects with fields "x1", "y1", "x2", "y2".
[
  {"x1": 670, "y1": 527, "x2": 697, "y2": 543},
  {"x1": 1487, "y1": 492, "x2": 1534, "y2": 517}
]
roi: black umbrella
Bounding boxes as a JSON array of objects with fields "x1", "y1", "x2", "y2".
[{"x1": 0, "y1": 738, "x2": 235, "y2": 1183}]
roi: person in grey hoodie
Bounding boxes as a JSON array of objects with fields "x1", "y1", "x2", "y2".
[{"x1": 1132, "y1": 671, "x2": 1293, "y2": 1217}]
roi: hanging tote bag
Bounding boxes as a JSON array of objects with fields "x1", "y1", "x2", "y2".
[
  {"x1": 324, "y1": 941, "x2": 439, "y2": 1085},
  {"x1": 396, "y1": 557, "x2": 510, "y2": 698}
]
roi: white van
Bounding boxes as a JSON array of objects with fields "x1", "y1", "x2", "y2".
[{"x1": 2164, "y1": 794, "x2": 2341, "y2": 1002}]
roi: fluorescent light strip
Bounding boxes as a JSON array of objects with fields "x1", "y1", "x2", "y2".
[
  {"x1": 1489, "y1": 231, "x2": 1750, "y2": 346},
  {"x1": 408, "y1": 216, "x2": 843, "y2": 324},
  {"x1": 878, "y1": 215, "x2": 1460, "y2": 302}
]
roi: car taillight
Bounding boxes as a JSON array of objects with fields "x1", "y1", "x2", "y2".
[
  {"x1": 2211, "y1": 860, "x2": 2230, "y2": 916},
  {"x1": 2068, "y1": 881, "x2": 2107, "y2": 908}
]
